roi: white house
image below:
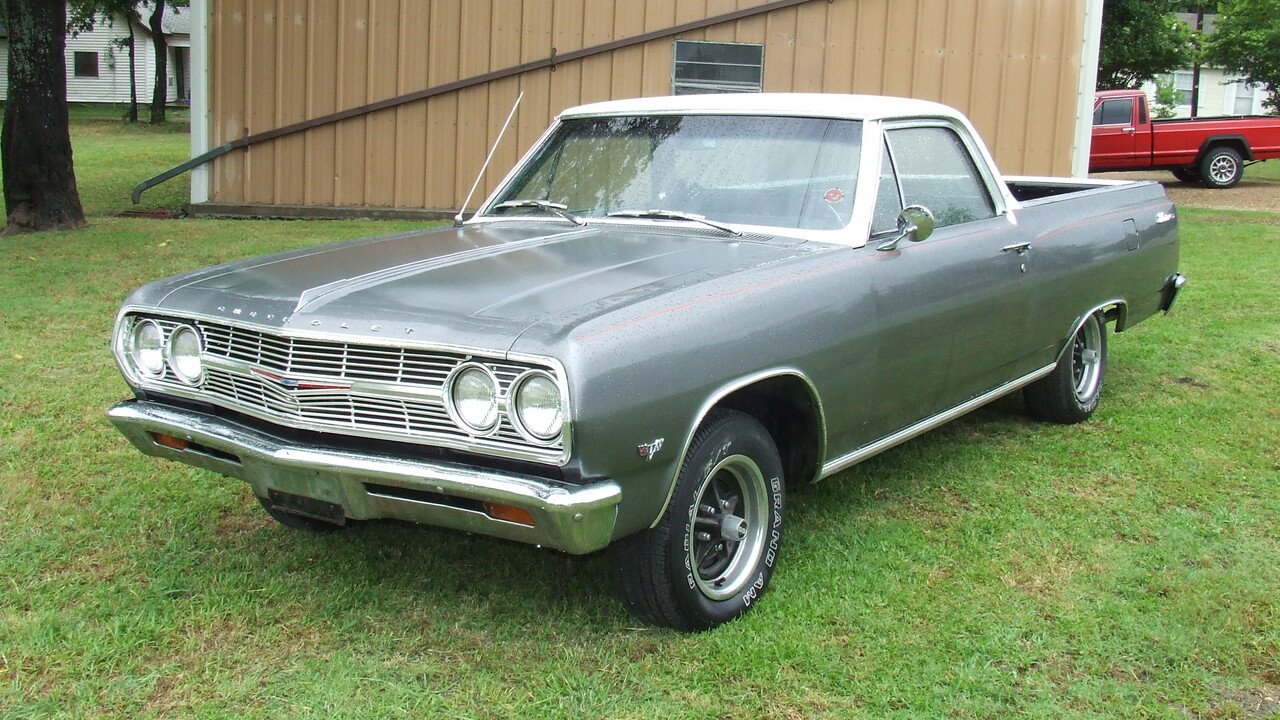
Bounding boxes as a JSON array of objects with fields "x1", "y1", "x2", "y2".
[
  {"x1": 0, "y1": 3, "x2": 191, "y2": 105},
  {"x1": 1141, "y1": 12, "x2": 1271, "y2": 118}
]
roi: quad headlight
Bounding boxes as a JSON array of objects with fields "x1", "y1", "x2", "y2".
[
  {"x1": 446, "y1": 364, "x2": 500, "y2": 433},
  {"x1": 124, "y1": 318, "x2": 204, "y2": 385},
  {"x1": 511, "y1": 370, "x2": 563, "y2": 441},
  {"x1": 128, "y1": 319, "x2": 166, "y2": 378},
  {"x1": 167, "y1": 324, "x2": 204, "y2": 384}
]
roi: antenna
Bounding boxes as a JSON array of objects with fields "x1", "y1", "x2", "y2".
[{"x1": 454, "y1": 91, "x2": 525, "y2": 228}]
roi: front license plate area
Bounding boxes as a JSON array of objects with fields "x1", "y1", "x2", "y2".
[{"x1": 267, "y1": 488, "x2": 346, "y2": 525}]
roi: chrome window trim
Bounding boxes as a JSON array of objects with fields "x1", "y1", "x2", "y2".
[
  {"x1": 469, "y1": 114, "x2": 878, "y2": 248},
  {"x1": 112, "y1": 305, "x2": 573, "y2": 466}
]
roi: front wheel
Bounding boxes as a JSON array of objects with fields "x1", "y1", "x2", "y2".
[
  {"x1": 610, "y1": 410, "x2": 785, "y2": 631},
  {"x1": 1200, "y1": 146, "x2": 1244, "y2": 188},
  {"x1": 1024, "y1": 311, "x2": 1108, "y2": 424}
]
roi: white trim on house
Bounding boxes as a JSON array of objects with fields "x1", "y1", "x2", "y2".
[
  {"x1": 1072, "y1": 0, "x2": 1106, "y2": 178},
  {"x1": 189, "y1": 0, "x2": 211, "y2": 204},
  {"x1": 0, "y1": 8, "x2": 187, "y2": 105}
]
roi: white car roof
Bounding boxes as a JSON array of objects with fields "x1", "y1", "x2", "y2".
[{"x1": 558, "y1": 93, "x2": 961, "y2": 122}]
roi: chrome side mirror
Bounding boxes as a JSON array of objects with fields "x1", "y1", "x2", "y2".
[{"x1": 876, "y1": 205, "x2": 935, "y2": 251}]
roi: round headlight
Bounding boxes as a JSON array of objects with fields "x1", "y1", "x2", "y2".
[
  {"x1": 129, "y1": 319, "x2": 166, "y2": 377},
  {"x1": 167, "y1": 325, "x2": 204, "y2": 384},
  {"x1": 512, "y1": 371, "x2": 563, "y2": 441},
  {"x1": 447, "y1": 365, "x2": 499, "y2": 433}
]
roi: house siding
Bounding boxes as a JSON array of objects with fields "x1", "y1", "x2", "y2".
[
  {"x1": 206, "y1": 0, "x2": 1089, "y2": 211},
  {"x1": 0, "y1": 11, "x2": 180, "y2": 104}
]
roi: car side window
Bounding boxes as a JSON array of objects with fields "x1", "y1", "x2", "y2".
[
  {"x1": 885, "y1": 126, "x2": 996, "y2": 229},
  {"x1": 872, "y1": 139, "x2": 903, "y2": 235},
  {"x1": 1094, "y1": 98, "x2": 1134, "y2": 126}
]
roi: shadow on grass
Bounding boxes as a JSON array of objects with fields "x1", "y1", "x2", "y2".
[{"x1": 156, "y1": 393, "x2": 1041, "y2": 636}]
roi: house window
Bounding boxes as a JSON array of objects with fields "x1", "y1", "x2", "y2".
[
  {"x1": 672, "y1": 40, "x2": 764, "y2": 95},
  {"x1": 73, "y1": 51, "x2": 99, "y2": 78},
  {"x1": 1171, "y1": 71, "x2": 1193, "y2": 106},
  {"x1": 1232, "y1": 82, "x2": 1256, "y2": 115}
]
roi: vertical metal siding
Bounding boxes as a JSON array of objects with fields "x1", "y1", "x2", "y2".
[{"x1": 208, "y1": 0, "x2": 1086, "y2": 210}]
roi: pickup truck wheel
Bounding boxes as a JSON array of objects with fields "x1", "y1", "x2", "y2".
[
  {"x1": 1200, "y1": 147, "x2": 1244, "y2": 188},
  {"x1": 1171, "y1": 168, "x2": 1201, "y2": 184},
  {"x1": 609, "y1": 410, "x2": 785, "y2": 631},
  {"x1": 1024, "y1": 311, "x2": 1108, "y2": 424},
  {"x1": 256, "y1": 496, "x2": 345, "y2": 533}
]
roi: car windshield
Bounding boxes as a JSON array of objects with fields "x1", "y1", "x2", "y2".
[{"x1": 486, "y1": 114, "x2": 863, "y2": 231}]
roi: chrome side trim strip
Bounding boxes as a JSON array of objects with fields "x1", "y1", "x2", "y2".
[{"x1": 818, "y1": 362, "x2": 1057, "y2": 480}]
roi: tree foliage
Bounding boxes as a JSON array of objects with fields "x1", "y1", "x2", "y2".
[
  {"x1": 1204, "y1": 0, "x2": 1280, "y2": 114},
  {"x1": 1098, "y1": 0, "x2": 1197, "y2": 90}
]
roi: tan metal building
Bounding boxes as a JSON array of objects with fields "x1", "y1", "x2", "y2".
[{"x1": 185, "y1": 0, "x2": 1104, "y2": 217}]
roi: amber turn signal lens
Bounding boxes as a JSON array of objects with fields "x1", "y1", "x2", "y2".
[
  {"x1": 483, "y1": 502, "x2": 535, "y2": 526},
  {"x1": 152, "y1": 433, "x2": 189, "y2": 450}
]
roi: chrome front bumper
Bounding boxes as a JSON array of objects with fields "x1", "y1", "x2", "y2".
[{"x1": 108, "y1": 400, "x2": 620, "y2": 554}]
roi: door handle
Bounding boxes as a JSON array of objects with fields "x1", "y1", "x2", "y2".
[
  {"x1": 1121, "y1": 127, "x2": 1136, "y2": 134},
  {"x1": 1001, "y1": 242, "x2": 1032, "y2": 254}
]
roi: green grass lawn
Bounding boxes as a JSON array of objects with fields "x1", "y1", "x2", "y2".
[
  {"x1": 1245, "y1": 159, "x2": 1280, "y2": 182},
  {"x1": 1, "y1": 116, "x2": 1278, "y2": 719}
]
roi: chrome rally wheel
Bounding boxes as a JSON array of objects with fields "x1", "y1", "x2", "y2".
[
  {"x1": 610, "y1": 409, "x2": 785, "y2": 631},
  {"x1": 689, "y1": 454, "x2": 770, "y2": 601}
]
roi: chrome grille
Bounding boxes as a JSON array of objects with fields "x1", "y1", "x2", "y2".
[{"x1": 130, "y1": 315, "x2": 564, "y2": 463}]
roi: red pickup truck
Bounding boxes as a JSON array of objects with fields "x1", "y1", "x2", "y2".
[{"x1": 1090, "y1": 89, "x2": 1280, "y2": 188}]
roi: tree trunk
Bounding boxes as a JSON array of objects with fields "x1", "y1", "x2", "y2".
[
  {"x1": 1, "y1": 0, "x2": 86, "y2": 234},
  {"x1": 126, "y1": 19, "x2": 138, "y2": 123},
  {"x1": 148, "y1": 2, "x2": 167, "y2": 124}
]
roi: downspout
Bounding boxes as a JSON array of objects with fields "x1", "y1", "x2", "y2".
[
  {"x1": 188, "y1": 0, "x2": 210, "y2": 203},
  {"x1": 1071, "y1": 0, "x2": 1105, "y2": 178}
]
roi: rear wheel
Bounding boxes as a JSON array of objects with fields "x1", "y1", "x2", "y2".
[
  {"x1": 1200, "y1": 146, "x2": 1244, "y2": 188},
  {"x1": 610, "y1": 410, "x2": 785, "y2": 631},
  {"x1": 1024, "y1": 311, "x2": 1108, "y2": 424},
  {"x1": 1170, "y1": 167, "x2": 1201, "y2": 184}
]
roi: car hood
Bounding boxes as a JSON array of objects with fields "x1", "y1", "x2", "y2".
[{"x1": 131, "y1": 222, "x2": 807, "y2": 353}]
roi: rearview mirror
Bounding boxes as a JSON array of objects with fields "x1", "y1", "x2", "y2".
[{"x1": 877, "y1": 205, "x2": 935, "y2": 251}]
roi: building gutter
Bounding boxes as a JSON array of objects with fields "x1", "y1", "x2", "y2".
[
  {"x1": 135, "y1": 0, "x2": 822, "y2": 205},
  {"x1": 1071, "y1": 0, "x2": 1105, "y2": 178}
]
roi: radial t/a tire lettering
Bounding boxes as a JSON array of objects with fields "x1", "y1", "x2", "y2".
[
  {"x1": 609, "y1": 409, "x2": 785, "y2": 631},
  {"x1": 1024, "y1": 311, "x2": 1108, "y2": 424}
]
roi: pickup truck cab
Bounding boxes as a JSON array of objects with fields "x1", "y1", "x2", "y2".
[
  {"x1": 1090, "y1": 88, "x2": 1280, "y2": 188},
  {"x1": 109, "y1": 94, "x2": 1184, "y2": 630}
]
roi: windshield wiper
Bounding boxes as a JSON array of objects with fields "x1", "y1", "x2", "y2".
[
  {"x1": 490, "y1": 199, "x2": 586, "y2": 226},
  {"x1": 605, "y1": 209, "x2": 742, "y2": 237}
]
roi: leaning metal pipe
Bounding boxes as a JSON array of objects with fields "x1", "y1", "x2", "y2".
[{"x1": 131, "y1": 0, "x2": 822, "y2": 205}]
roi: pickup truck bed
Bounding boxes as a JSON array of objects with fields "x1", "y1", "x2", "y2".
[{"x1": 1090, "y1": 89, "x2": 1280, "y2": 188}]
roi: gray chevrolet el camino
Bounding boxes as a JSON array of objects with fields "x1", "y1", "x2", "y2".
[{"x1": 109, "y1": 94, "x2": 1185, "y2": 630}]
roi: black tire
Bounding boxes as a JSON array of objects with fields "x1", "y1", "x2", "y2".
[
  {"x1": 1024, "y1": 311, "x2": 1108, "y2": 424},
  {"x1": 610, "y1": 409, "x2": 785, "y2": 631},
  {"x1": 1199, "y1": 146, "x2": 1244, "y2": 188},
  {"x1": 1170, "y1": 167, "x2": 1201, "y2": 184},
  {"x1": 256, "y1": 495, "x2": 345, "y2": 533}
]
